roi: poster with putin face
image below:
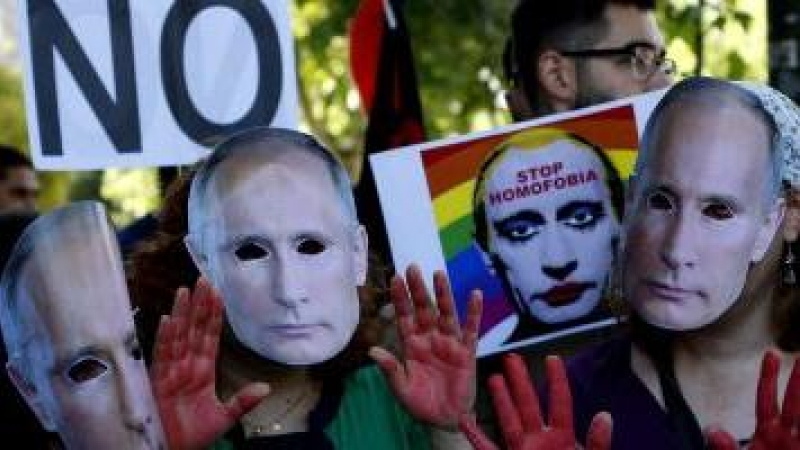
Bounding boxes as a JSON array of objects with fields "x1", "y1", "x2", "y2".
[{"x1": 372, "y1": 90, "x2": 664, "y2": 356}]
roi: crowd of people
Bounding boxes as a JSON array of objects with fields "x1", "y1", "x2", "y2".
[{"x1": 1, "y1": 1, "x2": 800, "y2": 449}]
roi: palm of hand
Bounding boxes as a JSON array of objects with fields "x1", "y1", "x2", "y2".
[
  {"x1": 370, "y1": 265, "x2": 482, "y2": 430},
  {"x1": 395, "y1": 329, "x2": 475, "y2": 428},
  {"x1": 151, "y1": 279, "x2": 269, "y2": 450}
]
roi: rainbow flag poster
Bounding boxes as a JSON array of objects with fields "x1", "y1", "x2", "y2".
[{"x1": 371, "y1": 90, "x2": 664, "y2": 356}]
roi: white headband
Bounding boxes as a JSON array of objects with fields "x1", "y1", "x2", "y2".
[{"x1": 736, "y1": 81, "x2": 800, "y2": 188}]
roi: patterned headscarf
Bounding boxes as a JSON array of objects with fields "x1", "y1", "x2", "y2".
[{"x1": 736, "y1": 81, "x2": 800, "y2": 188}]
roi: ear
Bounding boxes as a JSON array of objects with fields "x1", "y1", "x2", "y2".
[
  {"x1": 752, "y1": 198, "x2": 786, "y2": 262},
  {"x1": 536, "y1": 49, "x2": 577, "y2": 112},
  {"x1": 353, "y1": 225, "x2": 369, "y2": 286},
  {"x1": 6, "y1": 361, "x2": 56, "y2": 431}
]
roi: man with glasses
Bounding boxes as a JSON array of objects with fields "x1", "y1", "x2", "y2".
[{"x1": 504, "y1": 0, "x2": 674, "y2": 120}]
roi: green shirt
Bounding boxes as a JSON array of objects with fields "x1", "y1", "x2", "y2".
[{"x1": 211, "y1": 364, "x2": 432, "y2": 450}]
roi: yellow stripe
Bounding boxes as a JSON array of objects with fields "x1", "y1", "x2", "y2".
[
  {"x1": 606, "y1": 148, "x2": 638, "y2": 178},
  {"x1": 432, "y1": 180, "x2": 475, "y2": 229}
]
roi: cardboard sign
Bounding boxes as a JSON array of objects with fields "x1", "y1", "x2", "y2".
[
  {"x1": 18, "y1": 0, "x2": 298, "y2": 170},
  {"x1": 371, "y1": 90, "x2": 666, "y2": 357}
]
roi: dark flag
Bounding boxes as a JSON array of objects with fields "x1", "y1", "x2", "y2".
[{"x1": 349, "y1": 0, "x2": 426, "y2": 272}]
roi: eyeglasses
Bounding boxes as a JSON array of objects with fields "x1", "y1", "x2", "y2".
[{"x1": 559, "y1": 42, "x2": 676, "y2": 81}]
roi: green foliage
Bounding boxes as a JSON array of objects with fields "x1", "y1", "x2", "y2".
[{"x1": 658, "y1": 0, "x2": 766, "y2": 80}]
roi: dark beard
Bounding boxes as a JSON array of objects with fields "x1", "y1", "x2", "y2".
[{"x1": 573, "y1": 61, "x2": 619, "y2": 109}]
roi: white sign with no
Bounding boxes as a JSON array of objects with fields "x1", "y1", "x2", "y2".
[{"x1": 18, "y1": 0, "x2": 298, "y2": 170}]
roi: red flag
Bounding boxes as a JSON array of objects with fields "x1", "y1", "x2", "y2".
[{"x1": 349, "y1": 0, "x2": 426, "y2": 268}]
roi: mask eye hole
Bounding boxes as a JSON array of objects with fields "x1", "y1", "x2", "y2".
[
  {"x1": 703, "y1": 202, "x2": 734, "y2": 220},
  {"x1": 66, "y1": 358, "x2": 109, "y2": 384},
  {"x1": 646, "y1": 191, "x2": 674, "y2": 211},
  {"x1": 297, "y1": 238, "x2": 326, "y2": 255},
  {"x1": 235, "y1": 242, "x2": 268, "y2": 261}
]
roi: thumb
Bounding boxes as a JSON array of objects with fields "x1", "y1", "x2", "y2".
[
  {"x1": 224, "y1": 382, "x2": 271, "y2": 421},
  {"x1": 369, "y1": 346, "x2": 408, "y2": 394},
  {"x1": 586, "y1": 412, "x2": 613, "y2": 450},
  {"x1": 704, "y1": 426, "x2": 739, "y2": 450}
]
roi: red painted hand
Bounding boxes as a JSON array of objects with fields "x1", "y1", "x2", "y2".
[
  {"x1": 459, "y1": 353, "x2": 612, "y2": 450},
  {"x1": 150, "y1": 277, "x2": 270, "y2": 450},
  {"x1": 370, "y1": 264, "x2": 483, "y2": 429},
  {"x1": 707, "y1": 349, "x2": 800, "y2": 450}
]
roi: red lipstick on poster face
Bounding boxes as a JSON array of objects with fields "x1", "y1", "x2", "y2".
[{"x1": 535, "y1": 282, "x2": 595, "y2": 307}]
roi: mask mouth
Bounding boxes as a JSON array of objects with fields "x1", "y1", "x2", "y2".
[
  {"x1": 533, "y1": 281, "x2": 596, "y2": 307},
  {"x1": 267, "y1": 323, "x2": 326, "y2": 337},
  {"x1": 642, "y1": 279, "x2": 702, "y2": 303}
]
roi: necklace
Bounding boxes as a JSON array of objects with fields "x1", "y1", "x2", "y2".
[{"x1": 241, "y1": 386, "x2": 315, "y2": 436}]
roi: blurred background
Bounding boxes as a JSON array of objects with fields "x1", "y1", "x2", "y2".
[{"x1": 0, "y1": 0, "x2": 787, "y2": 227}]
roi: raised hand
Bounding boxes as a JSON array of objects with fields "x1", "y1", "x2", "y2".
[
  {"x1": 706, "y1": 350, "x2": 800, "y2": 450},
  {"x1": 150, "y1": 277, "x2": 270, "y2": 450},
  {"x1": 459, "y1": 353, "x2": 612, "y2": 450},
  {"x1": 369, "y1": 264, "x2": 483, "y2": 429}
]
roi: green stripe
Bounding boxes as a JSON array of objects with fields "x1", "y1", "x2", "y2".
[{"x1": 440, "y1": 214, "x2": 475, "y2": 259}]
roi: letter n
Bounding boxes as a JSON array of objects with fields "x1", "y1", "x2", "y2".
[{"x1": 27, "y1": 0, "x2": 141, "y2": 155}]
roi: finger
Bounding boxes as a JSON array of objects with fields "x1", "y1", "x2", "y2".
[
  {"x1": 545, "y1": 355, "x2": 574, "y2": 432},
  {"x1": 406, "y1": 264, "x2": 436, "y2": 333},
  {"x1": 369, "y1": 346, "x2": 410, "y2": 396},
  {"x1": 390, "y1": 274, "x2": 416, "y2": 345},
  {"x1": 781, "y1": 354, "x2": 800, "y2": 425},
  {"x1": 757, "y1": 349, "x2": 780, "y2": 425},
  {"x1": 586, "y1": 412, "x2": 613, "y2": 450},
  {"x1": 488, "y1": 374, "x2": 523, "y2": 448},
  {"x1": 170, "y1": 286, "x2": 191, "y2": 351},
  {"x1": 704, "y1": 427, "x2": 739, "y2": 450},
  {"x1": 458, "y1": 414, "x2": 499, "y2": 450},
  {"x1": 172, "y1": 285, "x2": 191, "y2": 319},
  {"x1": 433, "y1": 270, "x2": 460, "y2": 337},
  {"x1": 224, "y1": 382, "x2": 271, "y2": 421},
  {"x1": 151, "y1": 315, "x2": 173, "y2": 385},
  {"x1": 461, "y1": 290, "x2": 483, "y2": 350},
  {"x1": 188, "y1": 279, "x2": 210, "y2": 357},
  {"x1": 202, "y1": 282, "x2": 225, "y2": 369},
  {"x1": 503, "y1": 353, "x2": 543, "y2": 431},
  {"x1": 171, "y1": 315, "x2": 188, "y2": 362}
]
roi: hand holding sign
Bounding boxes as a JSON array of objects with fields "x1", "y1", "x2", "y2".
[
  {"x1": 369, "y1": 264, "x2": 483, "y2": 429},
  {"x1": 151, "y1": 277, "x2": 270, "y2": 450},
  {"x1": 706, "y1": 350, "x2": 800, "y2": 450},
  {"x1": 459, "y1": 353, "x2": 612, "y2": 450}
]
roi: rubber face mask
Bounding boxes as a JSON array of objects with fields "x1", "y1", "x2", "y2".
[
  {"x1": 0, "y1": 201, "x2": 166, "y2": 450},
  {"x1": 481, "y1": 140, "x2": 619, "y2": 325},
  {"x1": 190, "y1": 148, "x2": 366, "y2": 366},
  {"x1": 623, "y1": 103, "x2": 782, "y2": 331}
]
